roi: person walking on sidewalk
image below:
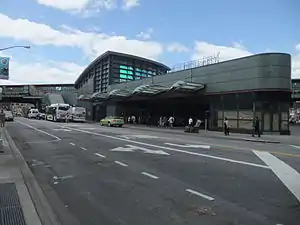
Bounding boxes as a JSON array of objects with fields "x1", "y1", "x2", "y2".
[
  {"x1": 168, "y1": 116, "x2": 174, "y2": 128},
  {"x1": 0, "y1": 109, "x2": 5, "y2": 127},
  {"x1": 252, "y1": 116, "x2": 261, "y2": 137},
  {"x1": 224, "y1": 117, "x2": 229, "y2": 135}
]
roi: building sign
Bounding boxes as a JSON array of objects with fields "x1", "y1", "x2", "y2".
[{"x1": 0, "y1": 57, "x2": 9, "y2": 80}]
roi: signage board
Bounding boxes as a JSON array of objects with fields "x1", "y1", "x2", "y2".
[{"x1": 0, "y1": 57, "x2": 9, "y2": 80}]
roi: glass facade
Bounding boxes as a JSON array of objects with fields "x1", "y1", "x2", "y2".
[
  {"x1": 118, "y1": 65, "x2": 155, "y2": 83},
  {"x1": 76, "y1": 53, "x2": 169, "y2": 96},
  {"x1": 209, "y1": 92, "x2": 290, "y2": 134}
]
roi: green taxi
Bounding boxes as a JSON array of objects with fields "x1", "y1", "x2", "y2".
[{"x1": 100, "y1": 116, "x2": 124, "y2": 127}]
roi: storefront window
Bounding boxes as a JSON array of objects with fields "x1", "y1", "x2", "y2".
[
  {"x1": 281, "y1": 112, "x2": 288, "y2": 121},
  {"x1": 224, "y1": 111, "x2": 237, "y2": 119},
  {"x1": 228, "y1": 120, "x2": 238, "y2": 128},
  {"x1": 272, "y1": 113, "x2": 279, "y2": 131},
  {"x1": 281, "y1": 120, "x2": 289, "y2": 131},
  {"x1": 264, "y1": 113, "x2": 271, "y2": 131},
  {"x1": 218, "y1": 111, "x2": 223, "y2": 120},
  {"x1": 218, "y1": 120, "x2": 223, "y2": 128},
  {"x1": 239, "y1": 111, "x2": 253, "y2": 120},
  {"x1": 239, "y1": 120, "x2": 253, "y2": 129}
]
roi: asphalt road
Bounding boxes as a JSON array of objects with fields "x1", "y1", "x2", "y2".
[{"x1": 6, "y1": 118, "x2": 300, "y2": 225}]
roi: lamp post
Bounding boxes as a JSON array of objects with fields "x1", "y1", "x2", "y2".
[{"x1": 0, "y1": 45, "x2": 30, "y2": 51}]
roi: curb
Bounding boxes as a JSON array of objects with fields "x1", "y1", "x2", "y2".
[
  {"x1": 241, "y1": 138, "x2": 280, "y2": 144},
  {"x1": 4, "y1": 129, "x2": 61, "y2": 225},
  {"x1": 124, "y1": 125, "x2": 281, "y2": 144}
]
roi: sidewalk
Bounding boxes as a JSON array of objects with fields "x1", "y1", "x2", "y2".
[
  {"x1": 1, "y1": 127, "x2": 60, "y2": 225},
  {"x1": 124, "y1": 124, "x2": 300, "y2": 145}
]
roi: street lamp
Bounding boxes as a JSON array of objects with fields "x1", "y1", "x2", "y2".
[{"x1": 0, "y1": 45, "x2": 31, "y2": 51}]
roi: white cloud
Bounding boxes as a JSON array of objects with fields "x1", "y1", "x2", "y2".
[
  {"x1": 0, "y1": 13, "x2": 163, "y2": 60},
  {"x1": 292, "y1": 46, "x2": 300, "y2": 78},
  {"x1": 122, "y1": 0, "x2": 140, "y2": 10},
  {"x1": 36, "y1": 0, "x2": 90, "y2": 10},
  {"x1": 167, "y1": 42, "x2": 189, "y2": 53},
  {"x1": 136, "y1": 28, "x2": 153, "y2": 40},
  {"x1": 36, "y1": 0, "x2": 138, "y2": 15},
  {"x1": 1, "y1": 60, "x2": 84, "y2": 84},
  {"x1": 192, "y1": 41, "x2": 252, "y2": 61}
]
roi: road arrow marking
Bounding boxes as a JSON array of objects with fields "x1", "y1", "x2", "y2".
[
  {"x1": 165, "y1": 143, "x2": 210, "y2": 149},
  {"x1": 110, "y1": 146, "x2": 136, "y2": 152},
  {"x1": 126, "y1": 145, "x2": 169, "y2": 155},
  {"x1": 110, "y1": 145, "x2": 169, "y2": 155}
]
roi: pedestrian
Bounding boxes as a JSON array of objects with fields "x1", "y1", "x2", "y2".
[
  {"x1": 224, "y1": 117, "x2": 229, "y2": 135},
  {"x1": 147, "y1": 114, "x2": 151, "y2": 127},
  {"x1": 65, "y1": 112, "x2": 70, "y2": 123},
  {"x1": 168, "y1": 116, "x2": 174, "y2": 128},
  {"x1": 188, "y1": 117, "x2": 193, "y2": 132},
  {"x1": 252, "y1": 116, "x2": 261, "y2": 137},
  {"x1": 0, "y1": 109, "x2": 5, "y2": 127}
]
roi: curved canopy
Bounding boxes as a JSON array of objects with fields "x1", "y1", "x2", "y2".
[
  {"x1": 86, "y1": 80, "x2": 206, "y2": 102},
  {"x1": 133, "y1": 84, "x2": 167, "y2": 95},
  {"x1": 91, "y1": 92, "x2": 108, "y2": 99},
  {"x1": 170, "y1": 81, "x2": 205, "y2": 92},
  {"x1": 77, "y1": 94, "x2": 91, "y2": 100},
  {"x1": 108, "y1": 89, "x2": 132, "y2": 98}
]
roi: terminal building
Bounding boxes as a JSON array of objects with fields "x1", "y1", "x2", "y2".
[{"x1": 75, "y1": 51, "x2": 292, "y2": 135}]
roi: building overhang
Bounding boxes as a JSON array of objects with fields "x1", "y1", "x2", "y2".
[
  {"x1": 108, "y1": 89, "x2": 132, "y2": 98},
  {"x1": 78, "y1": 94, "x2": 92, "y2": 100},
  {"x1": 132, "y1": 84, "x2": 168, "y2": 96},
  {"x1": 169, "y1": 81, "x2": 205, "y2": 92},
  {"x1": 91, "y1": 92, "x2": 108, "y2": 100}
]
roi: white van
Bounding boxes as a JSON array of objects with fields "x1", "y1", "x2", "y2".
[{"x1": 28, "y1": 109, "x2": 39, "y2": 119}]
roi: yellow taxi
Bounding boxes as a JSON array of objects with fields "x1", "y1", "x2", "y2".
[{"x1": 100, "y1": 116, "x2": 124, "y2": 127}]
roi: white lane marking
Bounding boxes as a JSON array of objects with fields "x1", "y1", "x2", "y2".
[
  {"x1": 118, "y1": 135, "x2": 158, "y2": 139},
  {"x1": 64, "y1": 127, "x2": 269, "y2": 169},
  {"x1": 80, "y1": 147, "x2": 87, "y2": 151},
  {"x1": 165, "y1": 143, "x2": 211, "y2": 149},
  {"x1": 290, "y1": 145, "x2": 300, "y2": 149},
  {"x1": 53, "y1": 128, "x2": 71, "y2": 132},
  {"x1": 94, "y1": 153, "x2": 106, "y2": 158},
  {"x1": 253, "y1": 150, "x2": 300, "y2": 202},
  {"x1": 26, "y1": 140, "x2": 60, "y2": 144},
  {"x1": 114, "y1": 161, "x2": 128, "y2": 167},
  {"x1": 186, "y1": 189, "x2": 215, "y2": 201},
  {"x1": 69, "y1": 142, "x2": 75, "y2": 146},
  {"x1": 59, "y1": 175, "x2": 74, "y2": 180},
  {"x1": 16, "y1": 120, "x2": 61, "y2": 141},
  {"x1": 141, "y1": 172, "x2": 159, "y2": 179}
]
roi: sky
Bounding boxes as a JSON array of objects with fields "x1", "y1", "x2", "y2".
[{"x1": 0, "y1": 0, "x2": 299, "y2": 84}]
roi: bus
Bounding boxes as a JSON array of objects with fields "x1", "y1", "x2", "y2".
[
  {"x1": 68, "y1": 106, "x2": 86, "y2": 122},
  {"x1": 45, "y1": 103, "x2": 70, "y2": 122}
]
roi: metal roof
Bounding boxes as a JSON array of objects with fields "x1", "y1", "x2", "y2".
[
  {"x1": 74, "y1": 51, "x2": 171, "y2": 88},
  {"x1": 87, "y1": 81, "x2": 205, "y2": 101}
]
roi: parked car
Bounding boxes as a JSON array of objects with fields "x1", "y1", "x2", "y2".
[
  {"x1": 28, "y1": 109, "x2": 39, "y2": 119},
  {"x1": 37, "y1": 113, "x2": 46, "y2": 120},
  {"x1": 4, "y1": 111, "x2": 14, "y2": 121},
  {"x1": 100, "y1": 116, "x2": 124, "y2": 127}
]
